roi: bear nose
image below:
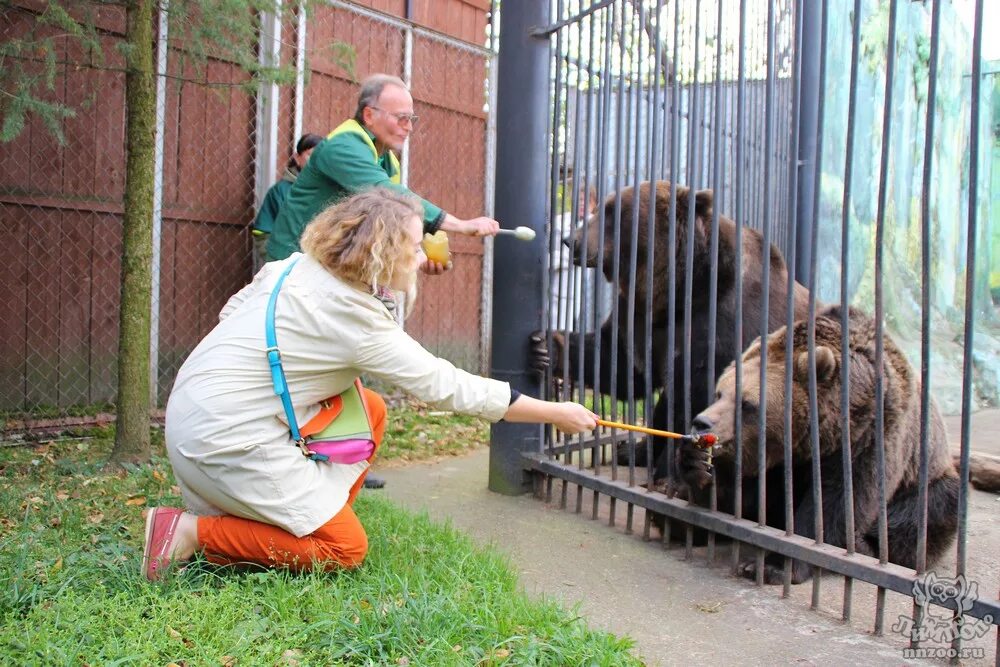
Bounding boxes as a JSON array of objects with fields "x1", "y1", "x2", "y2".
[{"x1": 691, "y1": 414, "x2": 714, "y2": 433}]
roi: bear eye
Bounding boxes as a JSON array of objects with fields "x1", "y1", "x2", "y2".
[
  {"x1": 741, "y1": 399, "x2": 757, "y2": 416},
  {"x1": 714, "y1": 390, "x2": 722, "y2": 401}
]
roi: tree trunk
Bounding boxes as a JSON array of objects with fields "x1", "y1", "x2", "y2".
[{"x1": 110, "y1": 0, "x2": 156, "y2": 464}]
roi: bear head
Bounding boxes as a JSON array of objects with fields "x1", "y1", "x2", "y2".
[
  {"x1": 565, "y1": 180, "x2": 715, "y2": 288},
  {"x1": 689, "y1": 305, "x2": 889, "y2": 477}
]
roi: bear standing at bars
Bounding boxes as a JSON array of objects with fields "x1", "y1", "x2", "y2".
[
  {"x1": 683, "y1": 304, "x2": 960, "y2": 584},
  {"x1": 533, "y1": 180, "x2": 811, "y2": 481}
]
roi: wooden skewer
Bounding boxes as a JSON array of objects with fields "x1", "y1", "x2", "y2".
[{"x1": 596, "y1": 418, "x2": 718, "y2": 447}]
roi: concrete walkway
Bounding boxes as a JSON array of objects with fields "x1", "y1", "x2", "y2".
[{"x1": 372, "y1": 411, "x2": 1000, "y2": 666}]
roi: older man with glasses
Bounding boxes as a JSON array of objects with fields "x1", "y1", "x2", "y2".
[{"x1": 267, "y1": 73, "x2": 500, "y2": 265}]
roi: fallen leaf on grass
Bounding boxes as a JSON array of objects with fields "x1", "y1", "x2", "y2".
[
  {"x1": 51, "y1": 557, "x2": 62, "y2": 573},
  {"x1": 56, "y1": 491, "x2": 69, "y2": 501},
  {"x1": 153, "y1": 470, "x2": 166, "y2": 482},
  {"x1": 125, "y1": 495, "x2": 147, "y2": 506},
  {"x1": 87, "y1": 512, "x2": 104, "y2": 525},
  {"x1": 397, "y1": 659, "x2": 410, "y2": 666},
  {"x1": 220, "y1": 656, "x2": 237, "y2": 667},
  {"x1": 494, "y1": 648, "x2": 511, "y2": 659},
  {"x1": 166, "y1": 626, "x2": 195, "y2": 648},
  {"x1": 49, "y1": 516, "x2": 62, "y2": 527},
  {"x1": 275, "y1": 649, "x2": 301, "y2": 666}
]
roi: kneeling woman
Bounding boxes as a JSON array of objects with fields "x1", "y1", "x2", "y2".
[{"x1": 143, "y1": 188, "x2": 597, "y2": 579}]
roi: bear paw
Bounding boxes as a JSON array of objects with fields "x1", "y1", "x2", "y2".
[
  {"x1": 737, "y1": 557, "x2": 813, "y2": 585},
  {"x1": 529, "y1": 330, "x2": 567, "y2": 378},
  {"x1": 677, "y1": 441, "x2": 713, "y2": 491}
]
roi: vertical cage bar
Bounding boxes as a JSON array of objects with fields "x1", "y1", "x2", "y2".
[
  {"x1": 644, "y1": 0, "x2": 666, "y2": 488},
  {"x1": 806, "y1": 0, "x2": 831, "y2": 611},
  {"x1": 625, "y1": 0, "x2": 645, "y2": 491},
  {"x1": 706, "y1": 0, "x2": 727, "y2": 565},
  {"x1": 871, "y1": 0, "x2": 900, "y2": 636},
  {"x1": 910, "y1": 0, "x2": 944, "y2": 648},
  {"x1": 952, "y1": 0, "x2": 984, "y2": 658},
  {"x1": 781, "y1": 0, "x2": 805, "y2": 599},
  {"x1": 838, "y1": 0, "x2": 864, "y2": 623},
  {"x1": 730, "y1": 0, "x2": 747, "y2": 575},
  {"x1": 754, "y1": 0, "x2": 778, "y2": 587}
]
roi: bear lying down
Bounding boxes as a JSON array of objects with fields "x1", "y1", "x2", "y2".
[{"x1": 681, "y1": 304, "x2": 959, "y2": 584}]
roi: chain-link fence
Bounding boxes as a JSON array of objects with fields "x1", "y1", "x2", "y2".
[{"x1": 0, "y1": 0, "x2": 496, "y2": 424}]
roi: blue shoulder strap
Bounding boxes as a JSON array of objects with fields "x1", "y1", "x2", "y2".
[{"x1": 265, "y1": 256, "x2": 303, "y2": 444}]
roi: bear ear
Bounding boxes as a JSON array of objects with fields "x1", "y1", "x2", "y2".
[
  {"x1": 794, "y1": 346, "x2": 838, "y2": 385},
  {"x1": 694, "y1": 189, "x2": 713, "y2": 217}
]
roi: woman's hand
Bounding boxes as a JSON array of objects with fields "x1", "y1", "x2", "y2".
[
  {"x1": 550, "y1": 401, "x2": 599, "y2": 435},
  {"x1": 502, "y1": 395, "x2": 597, "y2": 434}
]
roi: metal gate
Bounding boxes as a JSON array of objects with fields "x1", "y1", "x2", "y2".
[{"x1": 491, "y1": 0, "x2": 999, "y2": 661}]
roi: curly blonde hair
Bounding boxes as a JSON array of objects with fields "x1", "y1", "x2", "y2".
[{"x1": 301, "y1": 188, "x2": 423, "y2": 292}]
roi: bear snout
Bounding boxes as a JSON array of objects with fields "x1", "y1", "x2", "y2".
[
  {"x1": 565, "y1": 234, "x2": 598, "y2": 268},
  {"x1": 691, "y1": 414, "x2": 714, "y2": 433}
]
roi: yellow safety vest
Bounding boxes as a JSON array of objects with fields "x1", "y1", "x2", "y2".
[{"x1": 328, "y1": 119, "x2": 401, "y2": 184}]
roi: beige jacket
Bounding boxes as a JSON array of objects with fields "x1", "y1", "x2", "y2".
[{"x1": 165, "y1": 254, "x2": 510, "y2": 536}]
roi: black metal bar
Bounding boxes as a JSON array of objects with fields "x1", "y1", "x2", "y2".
[
  {"x1": 806, "y1": 0, "x2": 830, "y2": 612},
  {"x1": 488, "y1": 0, "x2": 551, "y2": 495},
  {"x1": 578, "y1": 7, "x2": 600, "y2": 474},
  {"x1": 526, "y1": 453, "x2": 1000, "y2": 624},
  {"x1": 871, "y1": 0, "x2": 900, "y2": 636},
  {"x1": 757, "y1": 0, "x2": 776, "y2": 536},
  {"x1": 625, "y1": 0, "x2": 643, "y2": 489},
  {"x1": 953, "y1": 0, "x2": 985, "y2": 659},
  {"x1": 781, "y1": 0, "x2": 804, "y2": 601},
  {"x1": 545, "y1": 0, "x2": 565, "y2": 461},
  {"x1": 664, "y1": 0, "x2": 682, "y2": 483},
  {"x1": 910, "y1": 0, "x2": 943, "y2": 650},
  {"x1": 531, "y1": 0, "x2": 616, "y2": 38},
  {"x1": 607, "y1": 0, "x2": 627, "y2": 483},
  {"x1": 682, "y1": 0, "x2": 702, "y2": 433},
  {"x1": 706, "y1": 0, "x2": 727, "y2": 565},
  {"x1": 591, "y1": 4, "x2": 615, "y2": 480},
  {"x1": 731, "y1": 0, "x2": 747, "y2": 575},
  {"x1": 838, "y1": 0, "x2": 863, "y2": 624},
  {"x1": 644, "y1": 0, "x2": 665, "y2": 484}
]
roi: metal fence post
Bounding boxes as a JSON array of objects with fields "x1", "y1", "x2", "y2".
[
  {"x1": 254, "y1": 3, "x2": 282, "y2": 212},
  {"x1": 150, "y1": 0, "x2": 169, "y2": 405},
  {"x1": 794, "y1": 0, "x2": 822, "y2": 286},
  {"x1": 488, "y1": 0, "x2": 551, "y2": 495}
]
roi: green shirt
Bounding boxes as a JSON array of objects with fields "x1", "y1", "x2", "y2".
[
  {"x1": 252, "y1": 166, "x2": 299, "y2": 235},
  {"x1": 266, "y1": 124, "x2": 445, "y2": 261}
]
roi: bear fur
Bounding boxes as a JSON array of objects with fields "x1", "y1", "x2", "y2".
[
  {"x1": 682, "y1": 304, "x2": 960, "y2": 584},
  {"x1": 543, "y1": 180, "x2": 810, "y2": 484}
]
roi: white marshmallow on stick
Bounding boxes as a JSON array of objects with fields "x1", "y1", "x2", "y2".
[{"x1": 496, "y1": 226, "x2": 536, "y2": 241}]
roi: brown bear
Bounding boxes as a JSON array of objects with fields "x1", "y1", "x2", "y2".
[
  {"x1": 535, "y1": 179, "x2": 811, "y2": 485},
  {"x1": 683, "y1": 304, "x2": 960, "y2": 584}
]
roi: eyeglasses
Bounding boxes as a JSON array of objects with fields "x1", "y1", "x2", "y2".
[{"x1": 370, "y1": 106, "x2": 419, "y2": 127}]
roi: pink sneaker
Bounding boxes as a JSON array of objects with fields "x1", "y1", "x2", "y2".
[{"x1": 142, "y1": 507, "x2": 184, "y2": 581}]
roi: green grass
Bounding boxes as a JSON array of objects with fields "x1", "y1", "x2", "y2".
[
  {"x1": 379, "y1": 397, "x2": 490, "y2": 463},
  {"x1": 0, "y1": 423, "x2": 642, "y2": 665}
]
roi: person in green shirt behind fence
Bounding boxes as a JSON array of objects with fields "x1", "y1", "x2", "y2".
[
  {"x1": 252, "y1": 133, "x2": 323, "y2": 273},
  {"x1": 266, "y1": 73, "x2": 500, "y2": 269}
]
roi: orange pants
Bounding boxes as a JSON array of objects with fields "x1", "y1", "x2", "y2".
[{"x1": 195, "y1": 389, "x2": 386, "y2": 571}]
